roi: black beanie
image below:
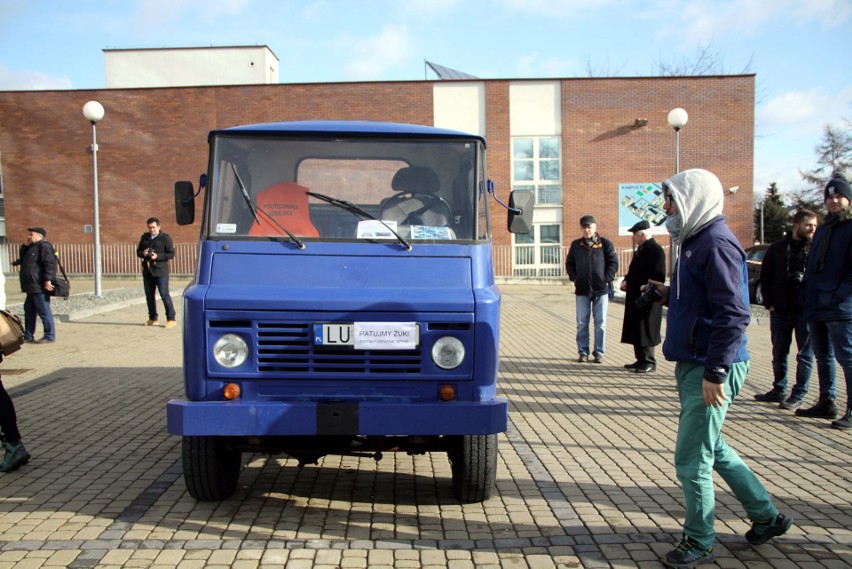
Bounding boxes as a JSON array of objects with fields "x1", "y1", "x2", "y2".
[{"x1": 825, "y1": 173, "x2": 852, "y2": 203}]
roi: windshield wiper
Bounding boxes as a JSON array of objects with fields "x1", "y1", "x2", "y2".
[
  {"x1": 306, "y1": 191, "x2": 412, "y2": 251},
  {"x1": 231, "y1": 164, "x2": 305, "y2": 250}
]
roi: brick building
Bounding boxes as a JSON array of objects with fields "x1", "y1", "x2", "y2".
[{"x1": 0, "y1": 74, "x2": 754, "y2": 276}]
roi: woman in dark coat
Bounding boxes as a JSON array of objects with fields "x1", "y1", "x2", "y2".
[{"x1": 620, "y1": 220, "x2": 667, "y2": 373}]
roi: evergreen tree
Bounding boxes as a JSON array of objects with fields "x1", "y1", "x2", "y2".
[
  {"x1": 799, "y1": 120, "x2": 852, "y2": 201},
  {"x1": 754, "y1": 182, "x2": 790, "y2": 243}
]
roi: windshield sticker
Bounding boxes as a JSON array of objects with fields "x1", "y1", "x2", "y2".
[
  {"x1": 357, "y1": 219, "x2": 398, "y2": 239},
  {"x1": 216, "y1": 223, "x2": 237, "y2": 234},
  {"x1": 410, "y1": 226, "x2": 451, "y2": 240}
]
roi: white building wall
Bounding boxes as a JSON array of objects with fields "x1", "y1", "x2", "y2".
[
  {"x1": 509, "y1": 81, "x2": 561, "y2": 135},
  {"x1": 432, "y1": 82, "x2": 486, "y2": 137},
  {"x1": 105, "y1": 46, "x2": 279, "y2": 88}
]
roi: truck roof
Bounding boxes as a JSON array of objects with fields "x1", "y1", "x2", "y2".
[{"x1": 210, "y1": 120, "x2": 486, "y2": 146}]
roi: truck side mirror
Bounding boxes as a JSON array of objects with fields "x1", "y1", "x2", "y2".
[
  {"x1": 175, "y1": 181, "x2": 195, "y2": 225},
  {"x1": 508, "y1": 190, "x2": 534, "y2": 234}
]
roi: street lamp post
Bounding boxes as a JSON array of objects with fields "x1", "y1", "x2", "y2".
[
  {"x1": 666, "y1": 108, "x2": 688, "y2": 277},
  {"x1": 667, "y1": 108, "x2": 688, "y2": 174},
  {"x1": 83, "y1": 101, "x2": 105, "y2": 297}
]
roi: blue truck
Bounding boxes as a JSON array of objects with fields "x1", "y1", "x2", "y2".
[{"x1": 167, "y1": 120, "x2": 532, "y2": 502}]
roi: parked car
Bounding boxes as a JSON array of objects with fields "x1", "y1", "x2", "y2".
[{"x1": 745, "y1": 244, "x2": 770, "y2": 305}]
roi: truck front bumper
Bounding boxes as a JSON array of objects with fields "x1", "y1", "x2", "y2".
[{"x1": 167, "y1": 398, "x2": 508, "y2": 436}]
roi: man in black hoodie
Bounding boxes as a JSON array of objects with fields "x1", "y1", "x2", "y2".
[
  {"x1": 565, "y1": 215, "x2": 618, "y2": 363},
  {"x1": 754, "y1": 210, "x2": 834, "y2": 410}
]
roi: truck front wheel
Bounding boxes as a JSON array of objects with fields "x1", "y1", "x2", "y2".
[
  {"x1": 182, "y1": 436, "x2": 241, "y2": 501},
  {"x1": 447, "y1": 434, "x2": 498, "y2": 502}
]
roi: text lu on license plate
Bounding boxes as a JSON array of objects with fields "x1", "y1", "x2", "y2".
[{"x1": 314, "y1": 322, "x2": 419, "y2": 350}]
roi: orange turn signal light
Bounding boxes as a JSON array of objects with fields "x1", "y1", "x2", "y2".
[
  {"x1": 438, "y1": 384, "x2": 456, "y2": 401},
  {"x1": 223, "y1": 383, "x2": 241, "y2": 400}
]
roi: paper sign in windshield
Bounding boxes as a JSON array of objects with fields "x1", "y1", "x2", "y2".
[
  {"x1": 357, "y1": 220, "x2": 398, "y2": 239},
  {"x1": 410, "y1": 225, "x2": 451, "y2": 239},
  {"x1": 354, "y1": 322, "x2": 418, "y2": 350}
]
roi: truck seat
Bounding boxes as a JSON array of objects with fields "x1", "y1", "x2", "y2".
[
  {"x1": 380, "y1": 167, "x2": 451, "y2": 228},
  {"x1": 248, "y1": 182, "x2": 320, "y2": 237}
]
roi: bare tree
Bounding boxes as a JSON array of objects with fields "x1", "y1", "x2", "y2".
[
  {"x1": 582, "y1": 55, "x2": 626, "y2": 77},
  {"x1": 798, "y1": 120, "x2": 852, "y2": 200},
  {"x1": 655, "y1": 42, "x2": 753, "y2": 76}
]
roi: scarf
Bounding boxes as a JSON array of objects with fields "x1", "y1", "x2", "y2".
[{"x1": 813, "y1": 207, "x2": 851, "y2": 272}]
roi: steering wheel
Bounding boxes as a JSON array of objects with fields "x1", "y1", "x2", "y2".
[{"x1": 379, "y1": 192, "x2": 453, "y2": 226}]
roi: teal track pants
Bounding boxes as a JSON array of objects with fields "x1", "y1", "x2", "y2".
[{"x1": 674, "y1": 360, "x2": 778, "y2": 549}]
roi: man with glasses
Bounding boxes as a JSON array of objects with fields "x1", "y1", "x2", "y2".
[
  {"x1": 136, "y1": 217, "x2": 177, "y2": 328},
  {"x1": 647, "y1": 169, "x2": 792, "y2": 568}
]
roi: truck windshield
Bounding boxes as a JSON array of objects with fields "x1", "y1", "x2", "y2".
[{"x1": 206, "y1": 135, "x2": 485, "y2": 242}]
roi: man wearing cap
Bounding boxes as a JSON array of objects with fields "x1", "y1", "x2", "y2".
[
  {"x1": 565, "y1": 215, "x2": 618, "y2": 363},
  {"x1": 798, "y1": 172, "x2": 852, "y2": 429},
  {"x1": 619, "y1": 219, "x2": 666, "y2": 373},
  {"x1": 11, "y1": 227, "x2": 57, "y2": 343}
]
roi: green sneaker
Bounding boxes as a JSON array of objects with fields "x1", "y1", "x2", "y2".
[
  {"x1": 662, "y1": 536, "x2": 715, "y2": 568},
  {"x1": 746, "y1": 512, "x2": 793, "y2": 545},
  {"x1": 0, "y1": 440, "x2": 31, "y2": 472}
]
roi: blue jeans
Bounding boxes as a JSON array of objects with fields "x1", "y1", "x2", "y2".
[
  {"x1": 769, "y1": 312, "x2": 814, "y2": 398},
  {"x1": 575, "y1": 294, "x2": 607, "y2": 356},
  {"x1": 23, "y1": 292, "x2": 55, "y2": 341},
  {"x1": 675, "y1": 361, "x2": 778, "y2": 549},
  {"x1": 810, "y1": 320, "x2": 852, "y2": 408}
]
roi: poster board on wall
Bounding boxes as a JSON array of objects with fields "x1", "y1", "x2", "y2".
[{"x1": 618, "y1": 183, "x2": 668, "y2": 236}]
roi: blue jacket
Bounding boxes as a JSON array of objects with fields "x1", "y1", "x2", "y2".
[
  {"x1": 801, "y1": 213, "x2": 852, "y2": 322},
  {"x1": 663, "y1": 216, "x2": 750, "y2": 382}
]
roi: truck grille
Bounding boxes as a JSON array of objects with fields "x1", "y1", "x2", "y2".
[{"x1": 255, "y1": 322, "x2": 421, "y2": 375}]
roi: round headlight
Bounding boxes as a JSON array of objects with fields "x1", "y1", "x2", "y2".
[
  {"x1": 213, "y1": 334, "x2": 248, "y2": 368},
  {"x1": 432, "y1": 336, "x2": 465, "y2": 370}
]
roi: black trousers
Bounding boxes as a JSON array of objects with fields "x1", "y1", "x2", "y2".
[
  {"x1": 0, "y1": 378, "x2": 21, "y2": 443},
  {"x1": 634, "y1": 345, "x2": 656, "y2": 366}
]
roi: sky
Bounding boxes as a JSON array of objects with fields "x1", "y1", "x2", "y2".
[{"x1": 1, "y1": 0, "x2": 850, "y2": 200}]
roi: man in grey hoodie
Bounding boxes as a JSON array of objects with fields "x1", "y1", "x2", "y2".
[{"x1": 647, "y1": 169, "x2": 792, "y2": 568}]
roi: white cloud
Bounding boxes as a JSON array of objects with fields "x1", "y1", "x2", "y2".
[
  {"x1": 515, "y1": 53, "x2": 581, "y2": 78},
  {"x1": 343, "y1": 25, "x2": 412, "y2": 80},
  {"x1": 758, "y1": 86, "x2": 852, "y2": 136},
  {"x1": 754, "y1": 86, "x2": 851, "y2": 194},
  {"x1": 660, "y1": 0, "x2": 851, "y2": 44},
  {"x1": 498, "y1": 0, "x2": 619, "y2": 17},
  {"x1": 0, "y1": 64, "x2": 73, "y2": 91},
  {"x1": 134, "y1": 0, "x2": 251, "y2": 23}
]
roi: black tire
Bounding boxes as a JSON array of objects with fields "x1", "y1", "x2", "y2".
[
  {"x1": 182, "y1": 436, "x2": 241, "y2": 501},
  {"x1": 448, "y1": 434, "x2": 498, "y2": 502}
]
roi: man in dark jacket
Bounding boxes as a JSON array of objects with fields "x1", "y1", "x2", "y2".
[
  {"x1": 137, "y1": 217, "x2": 177, "y2": 328},
  {"x1": 565, "y1": 215, "x2": 618, "y2": 363},
  {"x1": 797, "y1": 173, "x2": 852, "y2": 429},
  {"x1": 754, "y1": 210, "x2": 833, "y2": 410},
  {"x1": 647, "y1": 169, "x2": 792, "y2": 567},
  {"x1": 619, "y1": 220, "x2": 666, "y2": 373},
  {"x1": 11, "y1": 227, "x2": 56, "y2": 343}
]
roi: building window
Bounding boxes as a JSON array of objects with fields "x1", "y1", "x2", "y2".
[
  {"x1": 512, "y1": 137, "x2": 562, "y2": 205},
  {"x1": 512, "y1": 223, "x2": 562, "y2": 277}
]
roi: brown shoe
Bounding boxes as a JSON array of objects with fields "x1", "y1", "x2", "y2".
[
  {"x1": 164, "y1": 321, "x2": 177, "y2": 329},
  {"x1": 145, "y1": 320, "x2": 159, "y2": 326}
]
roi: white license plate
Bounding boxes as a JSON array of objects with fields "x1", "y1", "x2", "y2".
[{"x1": 314, "y1": 322, "x2": 419, "y2": 350}]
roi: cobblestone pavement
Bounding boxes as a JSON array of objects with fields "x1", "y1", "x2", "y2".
[{"x1": 0, "y1": 284, "x2": 849, "y2": 568}]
